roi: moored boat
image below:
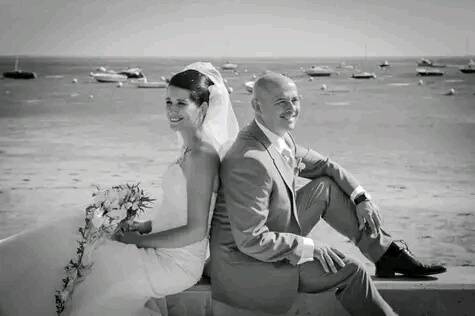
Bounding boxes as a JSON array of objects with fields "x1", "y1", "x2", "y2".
[
  {"x1": 90, "y1": 72, "x2": 128, "y2": 83},
  {"x1": 460, "y1": 59, "x2": 475, "y2": 74},
  {"x1": 416, "y1": 68, "x2": 444, "y2": 76},
  {"x1": 305, "y1": 66, "x2": 333, "y2": 77},
  {"x1": 244, "y1": 81, "x2": 254, "y2": 93},
  {"x1": 417, "y1": 58, "x2": 446, "y2": 68},
  {"x1": 2, "y1": 57, "x2": 36, "y2": 79},
  {"x1": 352, "y1": 72, "x2": 376, "y2": 79},
  {"x1": 379, "y1": 60, "x2": 390, "y2": 68},
  {"x1": 221, "y1": 62, "x2": 238, "y2": 70},
  {"x1": 118, "y1": 67, "x2": 145, "y2": 79}
]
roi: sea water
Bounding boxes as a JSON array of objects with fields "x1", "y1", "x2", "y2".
[{"x1": 1, "y1": 56, "x2": 474, "y2": 266}]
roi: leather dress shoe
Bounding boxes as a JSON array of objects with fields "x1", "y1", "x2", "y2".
[{"x1": 375, "y1": 240, "x2": 447, "y2": 277}]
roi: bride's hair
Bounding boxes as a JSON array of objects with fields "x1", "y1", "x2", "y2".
[{"x1": 169, "y1": 69, "x2": 214, "y2": 106}]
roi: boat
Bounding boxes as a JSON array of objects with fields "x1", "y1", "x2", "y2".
[
  {"x1": 379, "y1": 60, "x2": 390, "y2": 68},
  {"x1": 352, "y1": 72, "x2": 376, "y2": 79},
  {"x1": 118, "y1": 67, "x2": 145, "y2": 79},
  {"x1": 244, "y1": 81, "x2": 255, "y2": 93},
  {"x1": 352, "y1": 44, "x2": 376, "y2": 79},
  {"x1": 460, "y1": 59, "x2": 475, "y2": 74},
  {"x1": 90, "y1": 72, "x2": 128, "y2": 83},
  {"x1": 417, "y1": 58, "x2": 446, "y2": 68},
  {"x1": 2, "y1": 57, "x2": 37, "y2": 79},
  {"x1": 416, "y1": 68, "x2": 444, "y2": 76},
  {"x1": 336, "y1": 62, "x2": 354, "y2": 70},
  {"x1": 221, "y1": 62, "x2": 238, "y2": 70},
  {"x1": 305, "y1": 66, "x2": 333, "y2": 77}
]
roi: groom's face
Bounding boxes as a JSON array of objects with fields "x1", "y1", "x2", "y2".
[{"x1": 254, "y1": 77, "x2": 301, "y2": 136}]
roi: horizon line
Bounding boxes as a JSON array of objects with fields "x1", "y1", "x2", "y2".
[{"x1": 0, "y1": 54, "x2": 474, "y2": 60}]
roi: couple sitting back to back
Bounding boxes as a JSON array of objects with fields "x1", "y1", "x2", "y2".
[{"x1": 0, "y1": 63, "x2": 445, "y2": 316}]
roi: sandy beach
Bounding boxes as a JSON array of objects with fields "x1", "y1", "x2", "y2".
[{"x1": 0, "y1": 56, "x2": 474, "y2": 269}]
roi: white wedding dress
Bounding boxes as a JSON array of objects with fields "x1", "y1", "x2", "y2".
[{"x1": 0, "y1": 162, "x2": 214, "y2": 316}]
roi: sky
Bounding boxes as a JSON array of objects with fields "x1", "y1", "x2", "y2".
[{"x1": 0, "y1": 0, "x2": 474, "y2": 57}]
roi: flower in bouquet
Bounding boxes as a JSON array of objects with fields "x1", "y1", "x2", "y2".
[{"x1": 54, "y1": 183, "x2": 154, "y2": 315}]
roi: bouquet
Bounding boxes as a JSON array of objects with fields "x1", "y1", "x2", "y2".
[{"x1": 54, "y1": 183, "x2": 154, "y2": 315}]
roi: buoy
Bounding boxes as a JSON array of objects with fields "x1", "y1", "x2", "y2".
[
  {"x1": 446, "y1": 88, "x2": 455, "y2": 96},
  {"x1": 418, "y1": 79, "x2": 424, "y2": 86},
  {"x1": 97, "y1": 66, "x2": 106, "y2": 72},
  {"x1": 308, "y1": 77, "x2": 313, "y2": 82},
  {"x1": 89, "y1": 94, "x2": 94, "y2": 99},
  {"x1": 244, "y1": 68, "x2": 248, "y2": 73},
  {"x1": 321, "y1": 84, "x2": 327, "y2": 91},
  {"x1": 117, "y1": 82, "x2": 123, "y2": 88},
  {"x1": 227, "y1": 86, "x2": 234, "y2": 94},
  {"x1": 252, "y1": 74, "x2": 257, "y2": 79},
  {"x1": 160, "y1": 76, "x2": 166, "y2": 81},
  {"x1": 223, "y1": 79, "x2": 228, "y2": 84},
  {"x1": 72, "y1": 78, "x2": 78, "y2": 83},
  {"x1": 234, "y1": 71, "x2": 239, "y2": 76}
]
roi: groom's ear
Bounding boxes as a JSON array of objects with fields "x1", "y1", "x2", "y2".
[{"x1": 251, "y1": 98, "x2": 261, "y2": 113}]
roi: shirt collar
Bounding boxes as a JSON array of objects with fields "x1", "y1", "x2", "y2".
[{"x1": 254, "y1": 119, "x2": 288, "y2": 154}]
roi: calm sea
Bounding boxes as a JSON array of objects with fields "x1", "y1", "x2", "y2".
[{"x1": 1, "y1": 56, "x2": 474, "y2": 265}]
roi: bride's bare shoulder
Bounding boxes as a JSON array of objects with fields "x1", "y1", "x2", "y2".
[{"x1": 190, "y1": 141, "x2": 219, "y2": 163}]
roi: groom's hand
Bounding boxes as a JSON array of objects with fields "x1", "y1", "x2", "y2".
[
  {"x1": 355, "y1": 200, "x2": 382, "y2": 238},
  {"x1": 313, "y1": 241, "x2": 346, "y2": 273}
]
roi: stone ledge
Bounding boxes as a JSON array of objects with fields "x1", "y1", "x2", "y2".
[{"x1": 164, "y1": 267, "x2": 475, "y2": 316}]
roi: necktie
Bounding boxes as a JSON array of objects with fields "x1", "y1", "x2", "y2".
[{"x1": 281, "y1": 146, "x2": 295, "y2": 169}]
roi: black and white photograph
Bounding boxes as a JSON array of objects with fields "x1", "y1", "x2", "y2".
[{"x1": 0, "y1": 1, "x2": 474, "y2": 315}]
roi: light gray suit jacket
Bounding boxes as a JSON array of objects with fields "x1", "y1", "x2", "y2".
[{"x1": 209, "y1": 121, "x2": 360, "y2": 313}]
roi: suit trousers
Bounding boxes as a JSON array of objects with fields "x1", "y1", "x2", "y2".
[{"x1": 295, "y1": 176, "x2": 396, "y2": 315}]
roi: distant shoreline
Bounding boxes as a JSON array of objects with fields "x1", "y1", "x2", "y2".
[{"x1": 0, "y1": 54, "x2": 473, "y2": 60}]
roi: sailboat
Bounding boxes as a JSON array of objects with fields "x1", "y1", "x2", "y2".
[
  {"x1": 460, "y1": 38, "x2": 475, "y2": 74},
  {"x1": 2, "y1": 57, "x2": 37, "y2": 79},
  {"x1": 460, "y1": 59, "x2": 475, "y2": 74},
  {"x1": 352, "y1": 44, "x2": 376, "y2": 79},
  {"x1": 379, "y1": 60, "x2": 390, "y2": 69}
]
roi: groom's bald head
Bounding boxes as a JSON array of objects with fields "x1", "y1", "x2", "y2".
[
  {"x1": 251, "y1": 72, "x2": 300, "y2": 136},
  {"x1": 252, "y1": 72, "x2": 297, "y2": 102}
]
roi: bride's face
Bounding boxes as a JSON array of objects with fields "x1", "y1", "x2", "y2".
[{"x1": 166, "y1": 85, "x2": 204, "y2": 131}]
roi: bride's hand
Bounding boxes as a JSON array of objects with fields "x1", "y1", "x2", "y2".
[
  {"x1": 129, "y1": 221, "x2": 152, "y2": 234},
  {"x1": 115, "y1": 231, "x2": 141, "y2": 245}
]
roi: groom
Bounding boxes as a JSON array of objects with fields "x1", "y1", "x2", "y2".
[{"x1": 209, "y1": 72, "x2": 445, "y2": 315}]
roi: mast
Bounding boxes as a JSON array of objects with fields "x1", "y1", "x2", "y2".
[{"x1": 14, "y1": 56, "x2": 19, "y2": 71}]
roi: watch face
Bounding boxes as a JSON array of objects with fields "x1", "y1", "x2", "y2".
[{"x1": 355, "y1": 193, "x2": 368, "y2": 205}]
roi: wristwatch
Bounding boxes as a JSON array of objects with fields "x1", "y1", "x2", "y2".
[{"x1": 354, "y1": 192, "x2": 370, "y2": 205}]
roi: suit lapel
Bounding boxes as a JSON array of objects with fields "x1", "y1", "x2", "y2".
[
  {"x1": 246, "y1": 122, "x2": 302, "y2": 231},
  {"x1": 247, "y1": 121, "x2": 295, "y2": 191}
]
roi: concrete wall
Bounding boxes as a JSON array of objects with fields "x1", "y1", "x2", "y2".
[{"x1": 162, "y1": 267, "x2": 475, "y2": 316}]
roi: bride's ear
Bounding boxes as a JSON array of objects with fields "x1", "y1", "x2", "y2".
[{"x1": 201, "y1": 101, "x2": 209, "y2": 113}]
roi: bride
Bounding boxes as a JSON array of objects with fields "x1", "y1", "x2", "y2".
[{"x1": 0, "y1": 62, "x2": 239, "y2": 315}]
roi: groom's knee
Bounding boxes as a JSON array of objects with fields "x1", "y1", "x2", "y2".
[
  {"x1": 339, "y1": 257, "x2": 368, "y2": 279},
  {"x1": 309, "y1": 176, "x2": 336, "y2": 190}
]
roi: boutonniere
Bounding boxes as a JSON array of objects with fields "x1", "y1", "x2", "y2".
[{"x1": 295, "y1": 157, "x2": 306, "y2": 175}]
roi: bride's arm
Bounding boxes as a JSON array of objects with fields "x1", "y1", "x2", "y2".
[{"x1": 119, "y1": 145, "x2": 219, "y2": 249}]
